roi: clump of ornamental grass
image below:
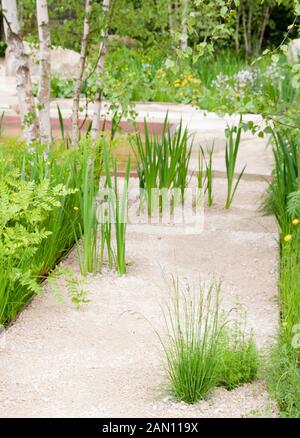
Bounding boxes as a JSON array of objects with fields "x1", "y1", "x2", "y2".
[{"x1": 159, "y1": 277, "x2": 259, "y2": 404}]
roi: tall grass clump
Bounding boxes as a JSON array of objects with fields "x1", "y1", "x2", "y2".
[
  {"x1": 225, "y1": 117, "x2": 246, "y2": 209},
  {"x1": 159, "y1": 277, "x2": 259, "y2": 404},
  {"x1": 75, "y1": 138, "x2": 102, "y2": 276},
  {"x1": 102, "y1": 143, "x2": 130, "y2": 275},
  {"x1": 131, "y1": 116, "x2": 192, "y2": 214}
]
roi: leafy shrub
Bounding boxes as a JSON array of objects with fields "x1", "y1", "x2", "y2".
[
  {"x1": 217, "y1": 324, "x2": 258, "y2": 390},
  {"x1": 269, "y1": 338, "x2": 300, "y2": 418}
]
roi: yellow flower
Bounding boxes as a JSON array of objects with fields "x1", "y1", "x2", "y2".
[
  {"x1": 284, "y1": 234, "x2": 292, "y2": 242},
  {"x1": 292, "y1": 218, "x2": 300, "y2": 225},
  {"x1": 182, "y1": 79, "x2": 188, "y2": 87},
  {"x1": 282, "y1": 321, "x2": 288, "y2": 328},
  {"x1": 73, "y1": 206, "x2": 79, "y2": 211}
]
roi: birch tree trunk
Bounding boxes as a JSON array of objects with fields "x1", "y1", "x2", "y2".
[
  {"x1": 2, "y1": 0, "x2": 39, "y2": 143},
  {"x1": 36, "y1": 0, "x2": 51, "y2": 146},
  {"x1": 258, "y1": 6, "x2": 270, "y2": 53},
  {"x1": 71, "y1": 0, "x2": 91, "y2": 148},
  {"x1": 91, "y1": 0, "x2": 110, "y2": 141},
  {"x1": 180, "y1": 0, "x2": 188, "y2": 51},
  {"x1": 168, "y1": 0, "x2": 174, "y2": 44}
]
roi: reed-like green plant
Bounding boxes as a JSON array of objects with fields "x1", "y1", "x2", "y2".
[
  {"x1": 131, "y1": 117, "x2": 192, "y2": 214},
  {"x1": 103, "y1": 144, "x2": 130, "y2": 275},
  {"x1": 201, "y1": 145, "x2": 214, "y2": 207},
  {"x1": 160, "y1": 277, "x2": 225, "y2": 403},
  {"x1": 197, "y1": 146, "x2": 205, "y2": 190},
  {"x1": 0, "y1": 111, "x2": 4, "y2": 137},
  {"x1": 75, "y1": 138, "x2": 103, "y2": 276},
  {"x1": 225, "y1": 117, "x2": 246, "y2": 209}
]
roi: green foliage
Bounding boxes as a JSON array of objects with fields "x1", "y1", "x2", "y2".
[
  {"x1": 225, "y1": 117, "x2": 246, "y2": 209},
  {"x1": 0, "y1": 157, "x2": 76, "y2": 324},
  {"x1": 75, "y1": 138, "x2": 101, "y2": 276},
  {"x1": 131, "y1": 117, "x2": 191, "y2": 214},
  {"x1": 0, "y1": 138, "x2": 100, "y2": 324},
  {"x1": 264, "y1": 128, "x2": 299, "y2": 232},
  {"x1": 160, "y1": 276, "x2": 259, "y2": 404},
  {"x1": 200, "y1": 145, "x2": 214, "y2": 207},
  {"x1": 47, "y1": 266, "x2": 91, "y2": 309},
  {"x1": 265, "y1": 125, "x2": 300, "y2": 418},
  {"x1": 269, "y1": 340, "x2": 300, "y2": 418},
  {"x1": 160, "y1": 278, "x2": 224, "y2": 403}
]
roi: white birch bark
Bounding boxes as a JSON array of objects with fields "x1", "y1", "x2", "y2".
[
  {"x1": 91, "y1": 0, "x2": 110, "y2": 141},
  {"x1": 71, "y1": 0, "x2": 91, "y2": 148},
  {"x1": 2, "y1": 0, "x2": 39, "y2": 143},
  {"x1": 168, "y1": 0, "x2": 174, "y2": 42},
  {"x1": 37, "y1": 0, "x2": 51, "y2": 145},
  {"x1": 180, "y1": 0, "x2": 188, "y2": 51}
]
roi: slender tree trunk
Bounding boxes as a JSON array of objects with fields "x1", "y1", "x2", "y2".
[
  {"x1": 180, "y1": 0, "x2": 188, "y2": 51},
  {"x1": 91, "y1": 0, "x2": 110, "y2": 141},
  {"x1": 71, "y1": 0, "x2": 91, "y2": 148},
  {"x1": 258, "y1": 6, "x2": 270, "y2": 53},
  {"x1": 242, "y1": 5, "x2": 249, "y2": 57},
  {"x1": 235, "y1": 6, "x2": 241, "y2": 53},
  {"x1": 36, "y1": 0, "x2": 51, "y2": 146},
  {"x1": 247, "y1": 5, "x2": 253, "y2": 55},
  {"x1": 2, "y1": 0, "x2": 39, "y2": 143}
]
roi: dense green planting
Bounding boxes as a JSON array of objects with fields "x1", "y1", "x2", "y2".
[
  {"x1": 265, "y1": 128, "x2": 300, "y2": 417},
  {"x1": 160, "y1": 277, "x2": 258, "y2": 404},
  {"x1": 0, "y1": 142, "x2": 82, "y2": 324}
]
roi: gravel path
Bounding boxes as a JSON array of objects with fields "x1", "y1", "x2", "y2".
[{"x1": 0, "y1": 177, "x2": 278, "y2": 418}]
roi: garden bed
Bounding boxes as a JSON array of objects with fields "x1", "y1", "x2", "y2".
[{"x1": 0, "y1": 177, "x2": 278, "y2": 417}]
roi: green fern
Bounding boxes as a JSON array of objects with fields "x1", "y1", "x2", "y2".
[{"x1": 287, "y1": 191, "x2": 300, "y2": 219}]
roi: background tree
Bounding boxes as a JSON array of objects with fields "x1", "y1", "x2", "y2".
[
  {"x1": 36, "y1": 0, "x2": 51, "y2": 146},
  {"x1": 91, "y1": 0, "x2": 111, "y2": 141},
  {"x1": 1, "y1": 0, "x2": 39, "y2": 143},
  {"x1": 71, "y1": 0, "x2": 92, "y2": 148}
]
